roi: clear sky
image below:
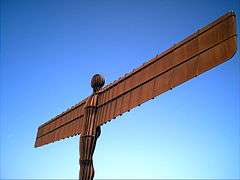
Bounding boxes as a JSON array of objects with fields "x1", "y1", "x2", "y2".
[{"x1": 0, "y1": 0, "x2": 240, "y2": 179}]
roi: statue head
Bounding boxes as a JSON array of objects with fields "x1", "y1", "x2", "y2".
[{"x1": 91, "y1": 74, "x2": 105, "y2": 93}]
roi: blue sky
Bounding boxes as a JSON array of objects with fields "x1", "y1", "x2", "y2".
[{"x1": 0, "y1": 0, "x2": 239, "y2": 179}]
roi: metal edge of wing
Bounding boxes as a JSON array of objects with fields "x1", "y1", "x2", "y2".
[
  {"x1": 34, "y1": 97, "x2": 88, "y2": 148},
  {"x1": 98, "y1": 11, "x2": 236, "y2": 95},
  {"x1": 95, "y1": 11, "x2": 237, "y2": 126}
]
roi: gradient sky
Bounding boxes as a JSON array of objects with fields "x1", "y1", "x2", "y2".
[{"x1": 0, "y1": 0, "x2": 240, "y2": 179}]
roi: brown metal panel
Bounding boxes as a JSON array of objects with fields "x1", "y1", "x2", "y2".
[
  {"x1": 54, "y1": 119, "x2": 60, "y2": 139},
  {"x1": 133, "y1": 71, "x2": 141, "y2": 88},
  {"x1": 186, "y1": 56, "x2": 200, "y2": 80},
  {"x1": 62, "y1": 124, "x2": 70, "y2": 138},
  {"x1": 137, "y1": 65, "x2": 150, "y2": 104},
  {"x1": 73, "y1": 120, "x2": 78, "y2": 136},
  {"x1": 52, "y1": 130, "x2": 56, "y2": 142},
  {"x1": 66, "y1": 111, "x2": 71, "y2": 124},
  {"x1": 105, "y1": 101, "x2": 113, "y2": 122},
  {"x1": 63, "y1": 125, "x2": 69, "y2": 139},
  {"x1": 102, "y1": 92, "x2": 110, "y2": 123},
  {"x1": 185, "y1": 38, "x2": 199, "y2": 60},
  {"x1": 66, "y1": 123, "x2": 72, "y2": 138},
  {"x1": 174, "y1": 44, "x2": 186, "y2": 66},
  {"x1": 114, "y1": 83, "x2": 124, "y2": 116},
  {"x1": 75, "y1": 118, "x2": 79, "y2": 134},
  {"x1": 100, "y1": 99, "x2": 107, "y2": 124},
  {"x1": 37, "y1": 96, "x2": 86, "y2": 140},
  {"x1": 48, "y1": 131, "x2": 52, "y2": 143},
  {"x1": 49, "y1": 132, "x2": 54, "y2": 142},
  {"x1": 48, "y1": 133, "x2": 52, "y2": 144},
  {"x1": 124, "y1": 77, "x2": 132, "y2": 93},
  {"x1": 70, "y1": 109, "x2": 74, "y2": 122},
  {"x1": 98, "y1": 92, "x2": 103, "y2": 105},
  {"x1": 45, "y1": 124, "x2": 51, "y2": 136},
  {"x1": 39, "y1": 137, "x2": 43, "y2": 146},
  {"x1": 49, "y1": 131, "x2": 54, "y2": 143},
  {"x1": 57, "y1": 116, "x2": 62, "y2": 129},
  {"x1": 76, "y1": 105, "x2": 81, "y2": 117},
  {"x1": 105, "y1": 101, "x2": 113, "y2": 120},
  {"x1": 42, "y1": 134, "x2": 46, "y2": 145},
  {"x1": 43, "y1": 126, "x2": 47, "y2": 136},
  {"x1": 118, "y1": 81, "x2": 126, "y2": 115},
  {"x1": 68, "y1": 121, "x2": 74, "y2": 137},
  {"x1": 172, "y1": 60, "x2": 189, "y2": 88},
  {"x1": 59, "y1": 126, "x2": 64, "y2": 140},
  {"x1": 76, "y1": 117, "x2": 81, "y2": 134},
  {"x1": 37, "y1": 128, "x2": 42, "y2": 138},
  {"x1": 104, "y1": 87, "x2": 114, "y2": 121},
  {"x1": 66, "y1": 112, "x2": 71, "y2": 124},
  {"x1": 198, "y1": 36, "x2": 236, "y2": 75},
  {"x1": 74, "y1": 108, "x2": 78, "y2": 120},
  {"x1": 153, "y1": 52, "x2": 174, "y2": 78},
  {"x1": 144, "y1": 61, "x2": 155, "y2": 82},
  {"x1": 141, "y1": 79, "x2": 155, "y2": 104},
  {"x1": 78, "y1": 105, "x2": 84, "y2": 119},
  {"x1": 102, "y1": 88, "x2": 108, "y2": 105},
  {"x1": 153, "y1": 71, "x2": 172, "y2": 97},
  {"x1": 51, "y1": 120, "x2": 56, "y2": 132},
  {"x1": 126, "y1": 75, "x2": 134, "y2": 111},
  {"x1": 97, "y1": 106, "x2": 104, "y2": 126},
  {"x1": 100, "y1": 103, "x2": 107, "y2": 125},
  {"x1": 41, "y1": 137, "x2": 44, "y2": 146},
  {"x1": 111, "y1": 84, "x2": 118, "y2": 101},
  {"x1": 38, "y1": 138, "x2": 42, "y2": 147},
  {"x1": 35, "y1": 97, "x2": 87, "y2": 147},
  {"x1": 104, "y1": 89, "x2": 110, "y2": 104},
  {"x1": 114, "y1": 81, "x2": 122, "y2": 98},
  {"x1": 107, "y1": 100, "x2": 116, "y2": 120},
  {"x1": 108, "y1": 86, "x2": 116, "y2": 119},
  {"x1": 94, "y1": 108, "x2": 100, "y2": 126},
  {"x1": 68, "y1": 121, "x2": 73, "y2": 137},
  {"x1": 61, "y1": 123, "x2": 67, "y2": 139},
  {"x1": 199, "y1": 16, "x2": 234, "y2": 53},
  {"x1": 121, "y1": 91, "x2": 131, "y2": 113},
  {"x1": 114, "y1": 96, "x2": 122, "y2": 117},
  {"x1": 35, "y1": 12, "x2": 237, "y2": 148},
  {"x1": 129, "y1": 86, "x2": 141, "y2": 109}
]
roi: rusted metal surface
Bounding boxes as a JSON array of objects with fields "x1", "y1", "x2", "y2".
[
  {"x1": 79, "y1": 74, "x2": 105, "y2": 180},
  {"x1": 96, "y1": 11, "x2": 237, "y2": 126},
  {"x1": 35, "y1": 98, "x2": 87, "y2": 147},
  {"x1": 79, "y1": 95, "x2": 99, "y2": 180},
  {"x1": 34, "y1": 12, "x2": 237, "y2": 179},
  {"x1": 35, "y1": 12, "x2": 237, "y2": 148}
]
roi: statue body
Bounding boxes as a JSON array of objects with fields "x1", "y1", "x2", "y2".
[
  {"x1": 79, "y1": 94, "x2": 101, "y2": 180},
  {"x1": 79, "y1": 74, "x2": 105, "y2": 180}
]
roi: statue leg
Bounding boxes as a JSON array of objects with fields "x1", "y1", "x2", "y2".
[
  {"x1": 79, "y1": 127, "x2": 101, "y2": 180},
  {"x1": 79, "y1": 135, "x2": 95, "y2": 180}
]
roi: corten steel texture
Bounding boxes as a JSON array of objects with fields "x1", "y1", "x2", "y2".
[
  {"x1": 35, "y1": 12, "x2": 237, "y2": 148},
  {"x1": 95, "y1": 11, "x2": 237, "y2": 126},
  {"x1": 79, "y1": 94, "x2": 100, "y2": 180},
  {"x1": 35, "y1": 98, "x2": 87, "y2": 147}
]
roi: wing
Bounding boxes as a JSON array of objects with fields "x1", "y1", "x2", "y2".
[
  {"x1": 34, "y1": 97, "x2": 88, "y2": 148},
  {"x1": 95, "y1": 11, "x2": 237, "y2": 127}
]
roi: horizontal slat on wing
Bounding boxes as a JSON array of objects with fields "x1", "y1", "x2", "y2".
[
  {"x1": 35, "y1": 116, "x2": 84, "y2": 147},
  {"x1": 96, "y1": 12, "x2": 237, "y2": 126},
  {"x1": 35, "y1": 97, "x2": 87, "y2": 147}
]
